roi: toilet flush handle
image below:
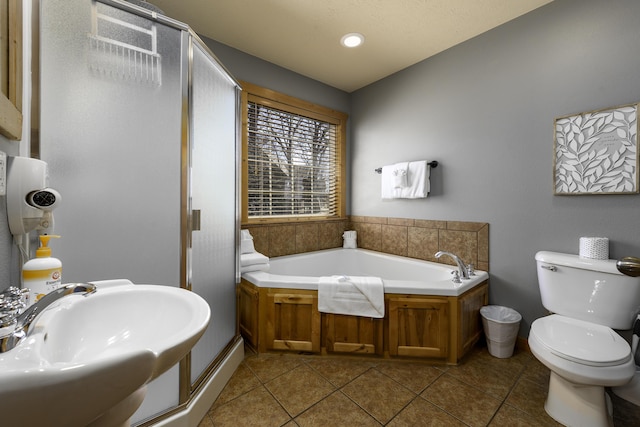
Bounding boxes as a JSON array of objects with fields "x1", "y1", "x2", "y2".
[{"x1": 541, "y1": 264, "x2": 557, "y2": 272}]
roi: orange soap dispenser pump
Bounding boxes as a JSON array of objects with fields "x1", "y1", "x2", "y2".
[{"x1": 22, "y1": 234, "x2": 62, "y2": 305}]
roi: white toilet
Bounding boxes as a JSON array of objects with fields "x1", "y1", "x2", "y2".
[{"x1": 529, "y1": 251, "x2": 640, "y2": 427}]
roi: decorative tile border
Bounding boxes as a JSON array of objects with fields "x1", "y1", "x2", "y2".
[{"x1": 242, "y1": 216, "x2": 489, "y2": 271}]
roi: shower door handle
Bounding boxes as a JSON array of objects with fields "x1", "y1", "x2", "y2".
[{"x1": 192, "y1": 209, "x2": 201, "y2": 231}]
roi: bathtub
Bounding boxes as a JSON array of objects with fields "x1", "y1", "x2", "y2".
[{"x1": 242, "y1": 248, "x2": 488, "y2": 296}]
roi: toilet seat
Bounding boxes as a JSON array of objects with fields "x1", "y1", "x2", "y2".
[{"x1": 530, "y1": 315, "x2": 630, "y2": 367}]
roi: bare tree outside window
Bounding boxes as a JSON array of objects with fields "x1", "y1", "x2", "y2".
[{"x1": 247, "y1": 102, "x2": 336, "y2": 217}]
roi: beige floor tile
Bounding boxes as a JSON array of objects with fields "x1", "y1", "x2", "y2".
[
  {"x1": 387, "y1": 397, "x2": 466, "y2": 426},
  {"x1": 489, "y1": 403, "x2": 551, "y2": 426},
  {"x1": 305, "y1": 357, "x2": 376, "y2": 387},
  {"x1": 209, "y1": 386, "x2": 291, "y2": 427},
  {"x1": 203, "y1": 346, "x2": 640, "y2": 426},
  {"x1": 505, "y1": 378, "x2": 561, "y2": 426},
  {"x1": 265, "y1": 364, "x2": 336, "y2": 417},
  {"x1": 421, "y1": 374, "x2": 501, "y2": 427},
  {"x1": 519, "y1": 358, "x2": 550, "y2": 388},
  {"x1": 447, "y1": 354, "x2": 523, "y2": 399},
  {"x1": 212, "y1": 362, "x2": 262, "y2": 409},
  {"x1": 197, "y1": 413, "x2": 214, "y2": 427},
  {"x1": 244, "y1": 353, "x2": 304, "y2": 383},
  {"x1": 375, "y1": 361, "x2": 444, "y2": 393},
  {"x1": 295, "y1": 391, "x2": 381, "y2": 426},
  {"x1": 341, "y1": 368, "x2": 415, "y2": 424}
]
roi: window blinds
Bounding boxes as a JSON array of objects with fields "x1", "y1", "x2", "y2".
[{"x1": 247, "y1": 99, "x2": 338, "y2": 218}]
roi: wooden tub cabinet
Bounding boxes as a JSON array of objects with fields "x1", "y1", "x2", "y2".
[{"x1": 238, "y1": 279, "x2": 488, "y2": 364}]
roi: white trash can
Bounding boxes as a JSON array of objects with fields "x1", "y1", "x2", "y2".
[{"x1": 480, "y1": 305, "x2": 522, "y2": 358}]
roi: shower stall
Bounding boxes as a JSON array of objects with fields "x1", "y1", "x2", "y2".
[{"x1": 38, "y1": 0, "x2": 241, "y2": 424}]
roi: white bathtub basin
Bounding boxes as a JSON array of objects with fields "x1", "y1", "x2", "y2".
[
  {"x1": 0, "y1": 279, "x2": 210, "y2": 427},
  {"x1": 244, "y1": 248, "x2": 489, "y2": 296}
]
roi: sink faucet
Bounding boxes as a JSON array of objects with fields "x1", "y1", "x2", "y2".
[
  {"x1": 0, "y1": 283, "x2": 97, "y2": 353},
  {"x1": 435, "y1": 251, "x2": 471, "y2": 280}
]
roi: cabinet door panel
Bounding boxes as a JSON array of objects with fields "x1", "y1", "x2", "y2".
[
  {"x1": 265, "y1": 291, "x2": 320, "y2": 353},
  {"x1": 388, "y1": 297, "x2": 449, "y2": 358},
  {"x1": 323, "y1": 314, "x2": 382, "y2": 355},
  {"x1": 458, "y1": 283, "x2": 488, "y2": 355}
]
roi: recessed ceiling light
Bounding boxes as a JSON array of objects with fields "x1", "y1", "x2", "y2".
[{"x1": 340, "y1": 33, "x2": 364, "y2": 48}]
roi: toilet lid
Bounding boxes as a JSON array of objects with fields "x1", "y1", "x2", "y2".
[{"x1": 531, "y1": 315, "x2": 631, "y2": 367}]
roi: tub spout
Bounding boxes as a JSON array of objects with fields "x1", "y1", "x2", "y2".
[{"x1": 435, "y1": 251, "x2": 470, "y2": 280}]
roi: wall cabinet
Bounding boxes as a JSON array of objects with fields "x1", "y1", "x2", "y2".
[{"x1": 240, "y1": 279, "x2": 489, "y2": 364}]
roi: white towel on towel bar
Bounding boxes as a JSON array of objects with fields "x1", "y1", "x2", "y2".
[
  {"x1": 318, "y1": 275, "x2": 384, "y2": 318},
  {"x1": 393, "y1": 162, "x2": 408, "y2": 188},
  {"x1": 381, "y1": 160, "x2": 430, "y2": 199}
]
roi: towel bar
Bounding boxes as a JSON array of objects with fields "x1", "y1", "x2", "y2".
[{"x1": 375, "y1": 160, "x2": 438, "y2": 174}]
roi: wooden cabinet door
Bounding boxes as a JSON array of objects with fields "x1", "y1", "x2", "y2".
[
  {"x1": 388, "y1": 296, "x2": 449, "y2": 358},
  {"x1": 238, "y1": 280, "x2": 259, "y2": 350},
  {"x1": 457, "y1": 282, "x2": 488, "y2": 356},
  {"x1": 323, "y1": 314, "x2": 382, "y2": 355},
  {"x1": 262, "y1": 290, "x2": 321, "y2": 353}
]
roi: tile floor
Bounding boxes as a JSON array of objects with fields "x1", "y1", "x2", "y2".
[{"x1": 199, "y1": 344, "x2": 640, "y2": 426}]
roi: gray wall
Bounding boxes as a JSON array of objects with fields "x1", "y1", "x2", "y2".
[
  {"x1": 4, "y1": 0, "x2": 638, "y2": 339},
  {"x1": 350, "y1": 0, "x2": 640, "y2": 334},
  {"x1": 202, "y1": 37, "x2": 351, "y2": 116}
]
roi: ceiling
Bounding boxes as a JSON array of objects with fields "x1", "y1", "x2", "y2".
[{"x1": 148, "y1": 0, "x2": 553, "y2": 93}]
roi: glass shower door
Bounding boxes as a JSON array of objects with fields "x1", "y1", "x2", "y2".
[
  {"x1": 189, "y1": 39, "x2": 239, "y2": 383},
  {"x1": 40, "y1": 0, "x2": 185, "y2": 422}
]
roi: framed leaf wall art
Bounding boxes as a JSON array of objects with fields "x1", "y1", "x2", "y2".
[{"x1": 554, "y1": 103, "x2": 639, "y2": 195}]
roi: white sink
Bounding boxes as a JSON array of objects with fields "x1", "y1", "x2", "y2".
[{"x1": 0, "y1": 279, "x2": 211, "y2": 427}]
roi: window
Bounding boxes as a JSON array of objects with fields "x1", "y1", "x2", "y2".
[{"x1": 242, "y1": 82, "x2": 347, "y2": 223}]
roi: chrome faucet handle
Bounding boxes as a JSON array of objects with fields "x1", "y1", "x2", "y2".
[
  {"x1": 451, "y1": 270, "x2": 461, "y2": 284},
  {"x1": 466, "y1": 263, "x2": 475, "y2": 277},
  {"x1": 0, "y1": 286, "x2": 26, "y2": 301},
  {"x1": 0, "y1": 283, "x2": 97, "y2": 353},
  {"x1": 0, "y1": 287, "x2": 29, "y2": 339},
  {"x1": 435, "y1": 251, "x2": 470, "y2": 280}
]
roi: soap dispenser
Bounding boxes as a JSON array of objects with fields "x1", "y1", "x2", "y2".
[{"x1": 22, "y1": 235, "x2": 62, "y2": 305}]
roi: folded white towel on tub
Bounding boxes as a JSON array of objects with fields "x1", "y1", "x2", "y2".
[
  {"x1": 241, "y1": 263, "x2": 270, "y2": 273},
  {"x1": 240, "y1": 251, "x2": 269, "y2": 267},
  {"x1": 318, "y1": 275, "x2": 384, "y2": 318},
  {"x1": 241, "y1": 229, "x2": 256, "y2": 254}
]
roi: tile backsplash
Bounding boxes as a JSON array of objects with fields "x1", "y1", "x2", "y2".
[{"x1": 243, "y1": 216, "x2": 489, "y2": 271}]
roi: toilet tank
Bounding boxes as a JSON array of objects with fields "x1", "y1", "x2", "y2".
[{"x1": 536, "y1": 251, "x2": 640, "y2": 330}]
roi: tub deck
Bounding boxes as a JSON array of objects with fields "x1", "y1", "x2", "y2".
[
  {"x1": 239, "y1": 249, "x2": 489, "y2": 364},
  {"x1": 243, "y1": 248, "x2": 489, "y2": 296}
]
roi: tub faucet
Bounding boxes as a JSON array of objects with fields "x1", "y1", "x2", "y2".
[
  {"x1": 0, "y1": 283, "x2": 97, "y2": 353},
  {"x1": 435, "y1": 251, "x2": 471, "y2": 280}
]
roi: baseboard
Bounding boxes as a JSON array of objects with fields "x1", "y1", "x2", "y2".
[
  {"x1": 515, "y1": 335, "x2": 530, "y2": 353},
  {"x1": 153, "y1": 338, "x2": 244, "y2": 427}
]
